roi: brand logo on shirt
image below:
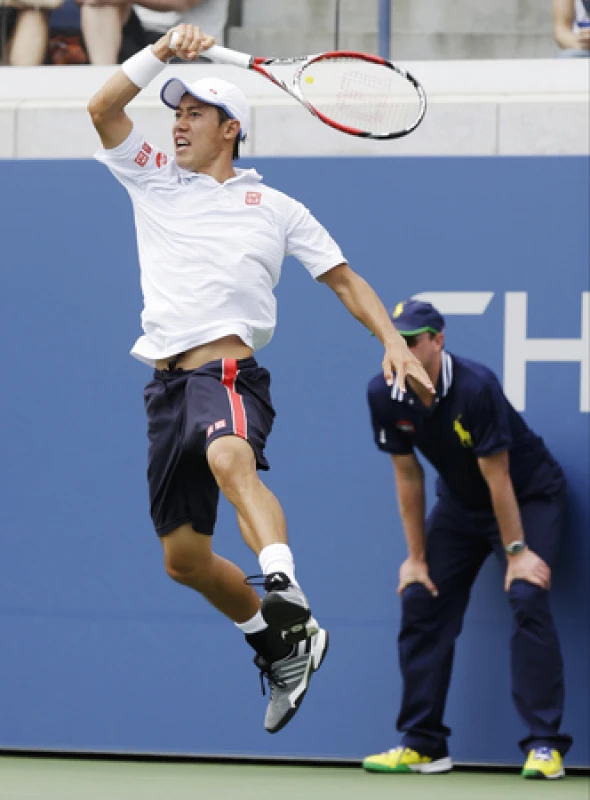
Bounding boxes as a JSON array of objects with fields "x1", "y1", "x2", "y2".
[
  {"x1": 156, "y1": 152, "x2": 168, "y2": 168},
  {"x1": 396, "y1": 420, "x2": 415, "y2": 433},
  {"x1": 207, "y1": 419, "x2": 227, "y2": 437},
  {"x1": 245, "y1": 192, "x2": 262, "y2": 205},
  {"x1": 453, "y1": 414, "x2": 473, "y2": 447},
  {"x1": 134, "y1": 141, "x2": 153, "y2": 167}
]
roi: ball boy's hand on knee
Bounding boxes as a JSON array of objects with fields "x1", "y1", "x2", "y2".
[
  {"x1": 398, "y1": 558, "x2": 439, "y2": 597},
  {"x1": 504, "y1": 548, "x2": 551, "y2": 592}
]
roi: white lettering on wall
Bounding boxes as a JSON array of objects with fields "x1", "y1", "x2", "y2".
[
  {"x1": 504, "y1": 292, "x2": 589, "y2": 413},
  {"x1": 412, "y1": 291, "x2": 494, "y2": 315}
]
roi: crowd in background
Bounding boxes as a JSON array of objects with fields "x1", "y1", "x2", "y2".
[
  {"x1": 0, "y1": 0, "x2": 589, "y2": 65},
  {"x1": 0, "y1": 0, "x2": 229, "y2": 65}
]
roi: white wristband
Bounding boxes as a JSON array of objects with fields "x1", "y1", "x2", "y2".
[{"x1": 121, "y1": 46, "x2": 166, "y2": 90}]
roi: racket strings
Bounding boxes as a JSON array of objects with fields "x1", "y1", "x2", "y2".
[{"x1": 299, "y1": 57, "x2": 423, "y2": 137}]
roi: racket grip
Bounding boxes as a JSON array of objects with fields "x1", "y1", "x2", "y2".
[{"x1": 169, "y1": 33, "x2": 251, "y2": 69}]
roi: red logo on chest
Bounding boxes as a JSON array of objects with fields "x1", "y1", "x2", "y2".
[
  {"x1": 156, "y1": 152, "x2": 168, "y2": 168},
  {"x1": 396, "y1": 420, "x2": 415, "y2": 433},
  {"x1": 245, "y1": 192, "x2": 262, "y2": 205},
  {"x1": 134, "y1": 141, "x2": 152, "y2": 167}
]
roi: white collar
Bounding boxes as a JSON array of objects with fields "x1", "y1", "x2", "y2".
[{"x1": 175, "y1": 165, "x2": 262, "y2": 186}]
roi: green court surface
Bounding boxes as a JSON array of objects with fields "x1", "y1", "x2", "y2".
[{"x1": 0, "y1": 758, "x2": 588, "y2": 800}]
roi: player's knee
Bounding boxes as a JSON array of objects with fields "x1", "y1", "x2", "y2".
[
  {"x1": 508, "y1": 579, "x2": 549, "y2": 622},
  {"x1": 164, "y1": 548, "x2": 213, "y2": 587},
  {"x1": 207, "y1": 438, "x2": 252, "y2": 492}
]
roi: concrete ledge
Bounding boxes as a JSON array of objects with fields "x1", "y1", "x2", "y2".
[
  {"x1": 0, "y1": 60, "x2": 588, "y2": 158},
  {"x1": 0, "y1": 104, "x2": 16, "y2": 158}
]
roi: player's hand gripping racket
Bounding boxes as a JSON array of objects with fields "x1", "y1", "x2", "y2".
[{"x1": 169, "y1": 33, "x2": 426, "y2": 140}]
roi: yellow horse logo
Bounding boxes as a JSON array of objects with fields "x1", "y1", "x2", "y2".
[{"x1": 453, "y1": 414, "x2": 473, "y2": 448}]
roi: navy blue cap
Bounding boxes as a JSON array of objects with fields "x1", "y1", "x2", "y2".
[{"x1": 390, "y1": 299, "x2": 445, "y2": 335}]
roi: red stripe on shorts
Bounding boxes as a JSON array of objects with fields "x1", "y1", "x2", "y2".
[{"x1": 221, "y1": 358, "x2": 247, "y2": 439}]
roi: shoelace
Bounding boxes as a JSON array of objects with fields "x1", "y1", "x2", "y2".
[
  {"x1": 244, "y1": 573, "x2": 267, "y2": 588},
  {"x1": 253, "y1": 654, "x2": 287, "y2": 697},
  {"x1": 533, "y1": 747, "x2": 553, "y2": 762},
  {"x1": 244, "y1": 572, "x2": 291, "y2": 591}
]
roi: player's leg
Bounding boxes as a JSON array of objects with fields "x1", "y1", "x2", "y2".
[
  {"x1": 162, "y1": 522, "x2": 260, "y2": 620},
  {"x1": 161, "y1": 521, "x2": 295, "y2": 661},
  {"x1": 491, "y1": 487, "x2": 571, "y2": 778},
  {"x1": 145, "y1": 368, "x2": 290, "y2": 660},
  {"x1": 159, "y1": 360, "x2": 327, "y2": 732},
  {"x1": 201, "y1": 358, "x2": 328, "y2": 731},
  {"x1": 206, "y1": 433, "x2": 329, "y2": 732},
  {"x1": 364, "y1": 500, "x2": 490, "y2": 774},
  {"x1": 199, "y1": 358, "x2": 320, "y2": 643}
]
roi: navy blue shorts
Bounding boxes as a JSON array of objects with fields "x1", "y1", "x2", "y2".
[{"x1": 143, "y1": 357, "x2": 275, "y2": 537}]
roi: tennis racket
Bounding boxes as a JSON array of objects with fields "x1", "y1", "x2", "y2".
[{"x1": 169, "y1": 34, "x2": 426, "y2": 140}]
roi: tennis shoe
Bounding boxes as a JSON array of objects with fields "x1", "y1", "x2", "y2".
[
  {"x1": 362, "y1": 746, "x2": 453, "y2": 774},
  {"x1": 521, "y1": 748, "x2": 565, "y2": 779},
  {"x1": 259, "y1": 571, "x2": 318, "y2": 644},
  {"x1": 255, "y1": 627, "x2": 329, "y2": 734}
]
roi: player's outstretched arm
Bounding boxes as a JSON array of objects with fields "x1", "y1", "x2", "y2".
[
  {"x1": 318, "y1": 263, "x2": 435, "y2": 395},
  {"x1": 88, "y1": 26, "x2": 214, "y2": 150}
]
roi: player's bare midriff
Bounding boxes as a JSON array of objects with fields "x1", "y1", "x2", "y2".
[{"x1": 155, "y1": 335, "x2": 254, "y2": 371}]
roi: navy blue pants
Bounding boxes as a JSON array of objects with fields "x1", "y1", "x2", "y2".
[{"x1": 398, "y1": 489, "x2": 572, "y2": 758}]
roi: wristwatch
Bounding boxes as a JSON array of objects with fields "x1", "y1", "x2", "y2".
[{"x1": 505, "y1": 540, "x2": 527, "y2": 556}]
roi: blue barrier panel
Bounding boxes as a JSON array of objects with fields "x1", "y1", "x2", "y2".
[{"x1": 0, "y1": 156, "x2": 588, "y2": 765}]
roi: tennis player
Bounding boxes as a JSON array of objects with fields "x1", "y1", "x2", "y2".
[
  {"x1": 363, "y1": 300, "x2": 571, "y2": 778},
  {"x1": 88, "y1": 24, "x2": 434, "y2": 734}
]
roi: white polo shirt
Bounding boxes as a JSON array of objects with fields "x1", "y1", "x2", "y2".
[{"x1": 95, "y1": 126, "x2": 346, "y2": 366}]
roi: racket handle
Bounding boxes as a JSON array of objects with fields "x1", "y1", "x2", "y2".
[{"x1": 169, "y1": 33, "x2": 251, "y2": 69}]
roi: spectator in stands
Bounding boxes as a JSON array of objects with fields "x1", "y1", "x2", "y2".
[
  {"x1": 133, "y1": 0, "x2": 228, "y2": 50},
  {"x1": 74, "y1": 0, "x2": 229, "y2": 65},
  {"x1": 3, "y1": 0, "x2": 143, "y2": 65},
  {"x1": 553, "y1": 0, "x2": 590, "y2": 56},
  {"x1": 67, "y1": 0, "x2": 227, "y2": 66},
  {"x1": 4, "y1": 0, "x2": 65, "y2": 66},
  {"x1": 74, "y1": 1, "x2": 131, "y2": 64}
]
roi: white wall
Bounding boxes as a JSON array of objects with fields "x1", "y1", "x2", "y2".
[{"x1": 0, "y1": 58, "x2": 587, "y2": 158}]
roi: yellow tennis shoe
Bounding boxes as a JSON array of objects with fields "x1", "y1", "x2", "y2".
[
  {"x1": 522, "y1": 747, "x2": 565, "y2": 779},
  {"x1": 362, "y1": 746, "x2": 453, "y2": 774}
]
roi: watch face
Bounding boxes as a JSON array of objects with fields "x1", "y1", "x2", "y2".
[{"x1": 507, "y1": 541, "x2": 525, "y2": 555}]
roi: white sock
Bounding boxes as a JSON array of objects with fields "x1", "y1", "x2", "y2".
[
  {"x1": 259, "y1": 543, "x2": 299, "y2": 586},
  {"x1": 234, "y1": 610, "x2": 267, "y2": 635}
]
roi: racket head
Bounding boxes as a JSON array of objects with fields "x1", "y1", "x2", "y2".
[{"x1": 294, "y1": 51, "x2": 427, "y2": 140}]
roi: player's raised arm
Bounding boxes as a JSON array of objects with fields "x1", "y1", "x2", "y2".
[{"x1": 88, "y1": 26, "x2": 214, "y2": 150}]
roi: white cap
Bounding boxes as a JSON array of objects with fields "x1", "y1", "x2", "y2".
[{"x1": 160, "y1": 77, "x2": 250, "y2": 141}]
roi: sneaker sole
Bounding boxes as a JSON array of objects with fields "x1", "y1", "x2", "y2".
[
  {"x1": 266, "y1": 630, "x2": 329, "y2": 735},
  {"x1": 363, "y1": 757, "x2": 453, "y2": 774},
  {"x1": 522, "y1": 769, "x2": 565, "y2": 780},
  {"x1": 261, "y1": 592, "x2": 312, "y2": 640}
]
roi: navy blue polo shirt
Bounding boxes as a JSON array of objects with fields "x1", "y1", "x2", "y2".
[{"x1": 367, "y1": 352, "x2": 565, "y2": 512}]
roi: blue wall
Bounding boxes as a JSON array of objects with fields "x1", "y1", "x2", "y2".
[{"x1": 0, "y1": 156, "x2": 588, "y2": 765}]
